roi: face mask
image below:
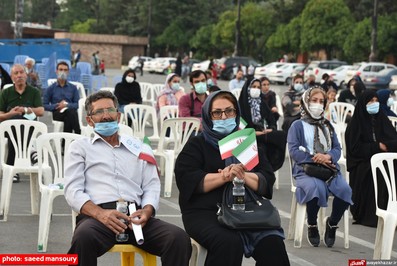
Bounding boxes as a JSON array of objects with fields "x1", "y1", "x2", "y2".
[
  {"x1": 387, "y1": 97, "x2": 394, "y2": 107},
  {"x1": 212, "y1": 117, "x2": 236, "y2": 134},
  {"x1": 366, "y1": 102, "x2": 379, "y2": 114},
  {"x1": 194, "y1": 82, "x2": 207, "y2": 94},
  {"x1": 308, "y1": 103, "x2": 324, "y2": 119},
  {"x1": 249, "y1": 88, "x2": 261, "y2": 98},
  {"x1": 94, "y1": 120, "x2": 119, "y2": 136},
  {"x1": 171, "y1": 83, "x2": 180, "y2": 91},
  {"x1": 125, "y1": 76, "x2": 134, "y2": 83},
  {"x1": 57, "y1": 71, "x2": 68, "y2": 80},
  {"x1": 207, "y1": 79, "x2": 214, "y2": 87},
  {"x1": 294, "y1": 83, "x2": 304, "y2": 92},
  {"x1": 350, "y1": 85, "x2": 355, "y2": 96}
]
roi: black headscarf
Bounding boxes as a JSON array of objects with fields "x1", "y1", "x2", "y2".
[
  {"x1": 238, "y1": 78, "x2": 276, "y2": 131},
  {"x1": 201, "y1": 90, "x2": 240, "y2": 150},
  {"x1": 114, "y1": 69, "x2": 142, "y2": 105},
  {"x1": 346, "y1": 89, "x2": 397, "y2": 170},
  {"x1": 377, "y1": 89, "x2": 396, "y2": 117}
]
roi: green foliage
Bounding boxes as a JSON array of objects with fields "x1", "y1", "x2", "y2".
[
  {"x1": 300, "y1": 0, "x2": 354, "y2": 58},
  {"x1": 70, "y1": 19, "x2": 96, "y2": 33}
]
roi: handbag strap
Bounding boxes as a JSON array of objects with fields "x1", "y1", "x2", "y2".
[{"x1": 222, "y1": 182, "x2": 263, "y2": 206}]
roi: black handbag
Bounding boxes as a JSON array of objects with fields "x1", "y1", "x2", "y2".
[
  {"x1": 216, "y1": 183, "x2": 281, "y2": 230},
  {"x1": 301, "y1": 162, "x2": 337, "y2": 183}
]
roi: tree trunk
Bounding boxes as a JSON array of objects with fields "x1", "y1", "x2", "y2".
[
  {"x1": 14, "y1": 0, "x2": 24, "y2": 39},
  {"x1": 369, "y1": 0, "x2": 378, "y2": 62}
]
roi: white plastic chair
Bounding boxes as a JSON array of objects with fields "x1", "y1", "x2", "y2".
[
  {"x1": 99, "y1": 87, "x2": 115, "y2": 94},
  {"x1": 36, "y1": 133, "x2": 84, "y2": 252},
  {"x1": 150, "y1": 84, "x2": 163, "y2": 107},
  {"x1": 190, "y1": 238, "x2": 207, "y2": 266},
  {"x1": 388, "y1": 116, "x2": 397, "y2": 131},
  {"x1": 123, "y1": 104, "x2": 160, "y2": 143},
  {"x1": 158, "y1": 105, "x2": 179, "y2": 130},
  {"x1": 231, "y1": 88, "x2": 242, "y2": 100},
  {"x1": 0, "y1": 120, "x2": 48, "y2": 221},
  {"x1": 139, "y1": 82, "x2": 154, "y2": 106},
  {"x1": 287, "y1": 147, "x2": 349, "y2": 249},
  {"x1": 370, "y1": 152, "x2": 397, "y2": 259},
  {"x1": 153, "y1": 118, "x2": 200, "y2": 197},
  {"x1": 329, "y1": 102, "x2": 355, "y2": 128},
  {"x1": 3, "y1": 83, "x2": 14, "y2": 90},
  {"x1": 391, "y1": 102, "x2": 397, "y2": 115}
]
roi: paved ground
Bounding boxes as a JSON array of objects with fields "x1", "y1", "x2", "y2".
[{"x1": 0, "y1": 68, "x2": 396, "y2": 266}]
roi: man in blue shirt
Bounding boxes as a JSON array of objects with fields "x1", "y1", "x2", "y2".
[{"x1": 44, "y1": 61, "x2": 81, "y2": 134}]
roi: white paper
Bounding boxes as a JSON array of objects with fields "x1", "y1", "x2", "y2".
[
  {"x1": 128, "y1": 203, "x2": 144, "y2": 245},
  {"x1": 59, "y1": 107, "x2": 68, "y2": 113}
]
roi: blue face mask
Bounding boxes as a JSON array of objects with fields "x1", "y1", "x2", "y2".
[
  {"x1": 212, "y1": 117, "x2": 236, "y2": 134},
  {"x1": 94, "y1": 120, "x2": 119, "y2": 136},
  {"x1": 207, "y1": 79, "x2": 214, "y2": 87},
  {"x1": 366, "y1": 102, "x2": 380, "y2": 115},
  {"x1": 387, "y1": 97, "x2": 394, "y2": 107},
  {"x1": 294, "y1": 83, "x2": 304, "y2": 92},
  {"x1": 195, "y1": 82, "x2": 208, "y2": 94}
]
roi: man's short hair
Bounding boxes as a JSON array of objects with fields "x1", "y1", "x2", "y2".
[
  {"x1": 85, "y1": 90, "x2": 118, "y2": 115},
  {"x1": 57, "y1": 61, "x2": 69, "y2": 70},
  {"x1": 189, "y1": 70, "x2": 206, "y2": 83}
]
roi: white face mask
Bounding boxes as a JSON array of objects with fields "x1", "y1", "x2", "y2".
[
  {"x1": 387, "y1": 97, "x2": 394, "y2": 107},
  {"x1": 308, "y1": 103, "x2": 324, "y2": 119},
  {"x1": 125, "y1": 76, "x2": 134, "y2": 83},
  {"x1": 249, "y1": 88, "x2": 261, "y2": 98}
]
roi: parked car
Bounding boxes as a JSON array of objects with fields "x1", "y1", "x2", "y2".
[
  {"x1": 143, "y1": 58, "x2": 162, "y2": 73},
  {"x1": 304, "y1": 60, "x2": 348, "y2": 83},
  {"x1": 218, "y1": 56, "x2": 260, "y2": 80},
  {"x1": 344, "y1": 62, "x2": 397, "y2": 84},
  {"x1": 362, "y1": 68, "x2": 397, "y2": 90},
  {"x1": 289, "y1": 64, "x2": 307, "y2": 81},
  {"x1": 267, "y1": 63, "x2": 306, "y2": 85},
  {"x1": 389, "y1": 75, "x2": 397, "y2": 90},
  {"x1": 191, "y1": 60, "x2": 210, "y2": 72},
  {"x1": 254, "y1": 62, "x2": 285, "y2": 79},
  {"x1": 328, "y1": 65, "x2": 354, "y2": 88},
  {"x1": 128, "y1": 56, "x2": 153, "y2": 73},
  {"x1": 153, "y1": 57, "x2": 177, "y2": 74}
]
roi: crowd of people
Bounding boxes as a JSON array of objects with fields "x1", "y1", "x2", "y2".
[{"x1": 1, "y1": 56, "x2": 397, "y2": 265}]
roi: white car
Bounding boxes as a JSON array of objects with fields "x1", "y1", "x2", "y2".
[
  {"x1": 304, "y1": 60, "x2": 347, "y2": 83},
  {"x1": 128, "y1": 56, "x2": 152, "y2": 73},
  {"x1": 254, "y1": 62, "x2": 285, "y2": 79},
  {"x1": 267, "y1": 63, "x2": 306, "y2": 85},
  {"x1": 327, "y1": 65, "x2": 354, "y2": 88},
  {"x1": 191, "y1": 60, "x2": 211, "y2": 72},
  {"x1": 389, "y1": 75, "x2": 397, "y2": 90},
  {"x1": 344, "y1": 62, "x2": 397, "y2": 84},
  {"x1": 153, "y1": 57, "x2": 177, "y2": 74},
  {"x1": 143, "y1": 58, "x2": 162, "y2": 73}
]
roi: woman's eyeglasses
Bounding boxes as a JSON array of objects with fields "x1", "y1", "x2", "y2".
[{"x1": 210, "y1": 108, "x2": 236, "y2": 119}]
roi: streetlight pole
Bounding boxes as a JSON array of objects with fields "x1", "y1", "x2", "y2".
[
  {"x1": 14, "y1": 0, "x2": 24, "y2": 39},
  {"x1": 369, "y1": 0, "x2": 378, "y2": 62},
  {"x1": 233, "y1": 0, "x2": 241, "y2": 57}
]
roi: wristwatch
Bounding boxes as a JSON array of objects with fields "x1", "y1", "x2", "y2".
[{"x1": 24, "y1": 107, "x2": 28, "y2": 114}]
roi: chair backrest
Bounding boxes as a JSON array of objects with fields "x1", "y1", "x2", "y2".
[
  {"x1": 36, "y1": 63, "x2": 48, "y2": 88},
  {"x1": 99, "y1": 87, "x2": 115, "y2": 93},
  {"x1": 0, "y1": 120, "x2": 48, "y2": 168},
  {"x1": 47, "y1": 79, "x2": 57, "y2": 87},
  {"x1": 14, "y1": 55, "x2": 29, "y2": 65},
  {"x1": 36, "y1": 133, "x2": 83, "y2": 187},
  {"x1": 391, "y1": 102, "x2": 397, "y2": 115},
  {"x1": 332, "y1": 123, "x2": 348, "y2": 159},
  {"x1": 68, "y1": 67, "x2": 81, "y2": 82},
  {"x1": 371, "y1": 153, "x2": 397, "y2": 212},
  {"x1": 80, "y1": 74, "x2": 92, "y2": 94},
  {"x1": 76, "y1": 62, "x2": 92, "y2": 75},
  {"x1": 157, "y1": 118, "x2": 200, "y2": 155},
  {"x1": 70, "y1": 81, "x2": 87, "y2": 99},
  {"x1": 78, "y1": 98, "x2": 87, "y2": 132},
  {"x1": 231, "y1": 88, "x2": 242, "y2": 100},
  {"x1": 140, "y1": 82, "x2": 153, "y2": 105},
  {"x1": 0, "y1": 63, "x2": 11, "y2": 75},
  {"x1": 123, "y1": 104, "x2": 159, "y2": 140},
  {"x1": 112, "y1": 75, "x2": 123, "y2": 86},
  {"x1": 329, "y1": 102, "x2": 355, "y2": 127},
  {"x1": 92, "y1": 75, "x2": 108, "y2": 93},
  {"x1": 3, "y1": 84, "x2": 13, "y2": 90},
  {"x1": 388, "y1": 116, "x2": 397, "y2": 131},
  {"x1": 151, "y1": 84, "x2": 164, "y2": 104},
  {"x1": 159, "y1": 105, "x2": 179, "y2": 129}
]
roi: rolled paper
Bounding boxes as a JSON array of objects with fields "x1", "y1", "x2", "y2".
[{"x1": 128, "y1": 203, "x2": 144, "y2": 245}]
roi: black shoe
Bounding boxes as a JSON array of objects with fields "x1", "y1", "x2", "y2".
[
  {"x1": 30, "y1": 151, "x2": 38, "y2": 166},
  {"x1": 323, "y1": 217, "x2": 338, "y2": 248},
  {"x1": 307, "y1": 224, "x2": 320, "y2": 247},
  {"x1": 13, "y1": 173, "x2": 20, "y2": 183}
]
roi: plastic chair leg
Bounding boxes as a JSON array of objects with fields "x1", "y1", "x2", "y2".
[
  {"x1": 380, "y1": 217, "x2": 397, "y2": 259},
  {"x1": 190, "y1": 238, "x2": 207, "y2": 266},
  {"x1": 0, "y1": 167, "x2": 15, "y2": 221},
  {"x1": 274, "y1": 170, "x2": 279, "y2": 190},
  {"x1": 287, "y1": 194, "x2": 297, "y2": 240},
  {"x1": 163, "y1": 154, "x2": 175, "y2": 198},
  {"x1": 30, "y1": 173, "x2": 39, "y2": 215},
  {"x1": 344, "y1": 208, "x2": 350, "y2": 249},
  {"x1": 373, "y1": 218, "x2": 384, "y2": 259},
  {"x1": 37, "y1": 191, "x2": 53, "y2": 252},
  {"x1": 294, "y1": 203, "x2": 306, "y2": 248}
]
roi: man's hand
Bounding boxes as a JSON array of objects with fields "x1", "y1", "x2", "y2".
[
  {"x1": 129, "y1": 205, "x2": 153, "y2": 228},
  {"x1": 10, "y1": 106, "x2": 23, "y2": 116},
  {"x1": 55, "y1": 100, "x2": 68, "y2": 111},
  {"x1": 96, "y1": 209, "x2": 129, "y2": 235}
]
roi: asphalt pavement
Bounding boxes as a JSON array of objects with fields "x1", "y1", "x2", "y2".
[{"x1": 0, "y1": 68, "x2": 396, "y2": 266}]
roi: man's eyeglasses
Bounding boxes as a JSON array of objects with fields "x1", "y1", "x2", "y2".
[
  {"x1": 210, "y1": 108, "x2": 236, "y2": 119},
  {"x1": 90, "y1": 107, "x2": 118, "y2": 118}
]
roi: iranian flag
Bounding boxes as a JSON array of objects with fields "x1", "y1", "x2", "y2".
[
  {"x1": 232, "y1": 129, "x2": 259, "y2": 170},
  {"x1": 218, "y1": 128, "x2": 254, "y2": 160},
  {"x1": 139, "y1": 136, "x2": 157, "y2": 166},
  {"x1": 238, "y1": 117, "x2": 247, "y2": 130}
]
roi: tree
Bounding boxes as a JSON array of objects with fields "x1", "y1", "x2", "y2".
[{"x1": 300, "y1": 0, "x2": 354, "y2": 59}]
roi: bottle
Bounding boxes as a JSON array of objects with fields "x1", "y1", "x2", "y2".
[
  {"x1": 116, "y1": 201, "x2": 129, "y2": 242},
  {"x1": 232, "y1": 177, "x2": 245, "y2": 211}
]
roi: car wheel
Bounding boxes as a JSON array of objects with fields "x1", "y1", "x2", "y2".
[{"x1": 286, "y1": 77, "x2": 292, "y2": 85}]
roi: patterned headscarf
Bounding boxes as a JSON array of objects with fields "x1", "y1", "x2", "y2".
[
  {"x1": 300, "y1": 86, "x2": 333, "y2": 153},
  {"x1": 156, "y1": 73, "x2": 179, "y2": 106},
  {"x1": 247, "y1": 79, "x2": 262, "y2": 124}
]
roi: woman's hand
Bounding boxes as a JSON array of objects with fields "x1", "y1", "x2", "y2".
[
  {"x1": 218, "y1": 163, "x2": 246, "y2": 182},
  {"x1": 379, "y1": 142, "x2": 388, "y2": 152},
  {"x1": 312, "y1": 153, "x2": 332, "y2": 165}
]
